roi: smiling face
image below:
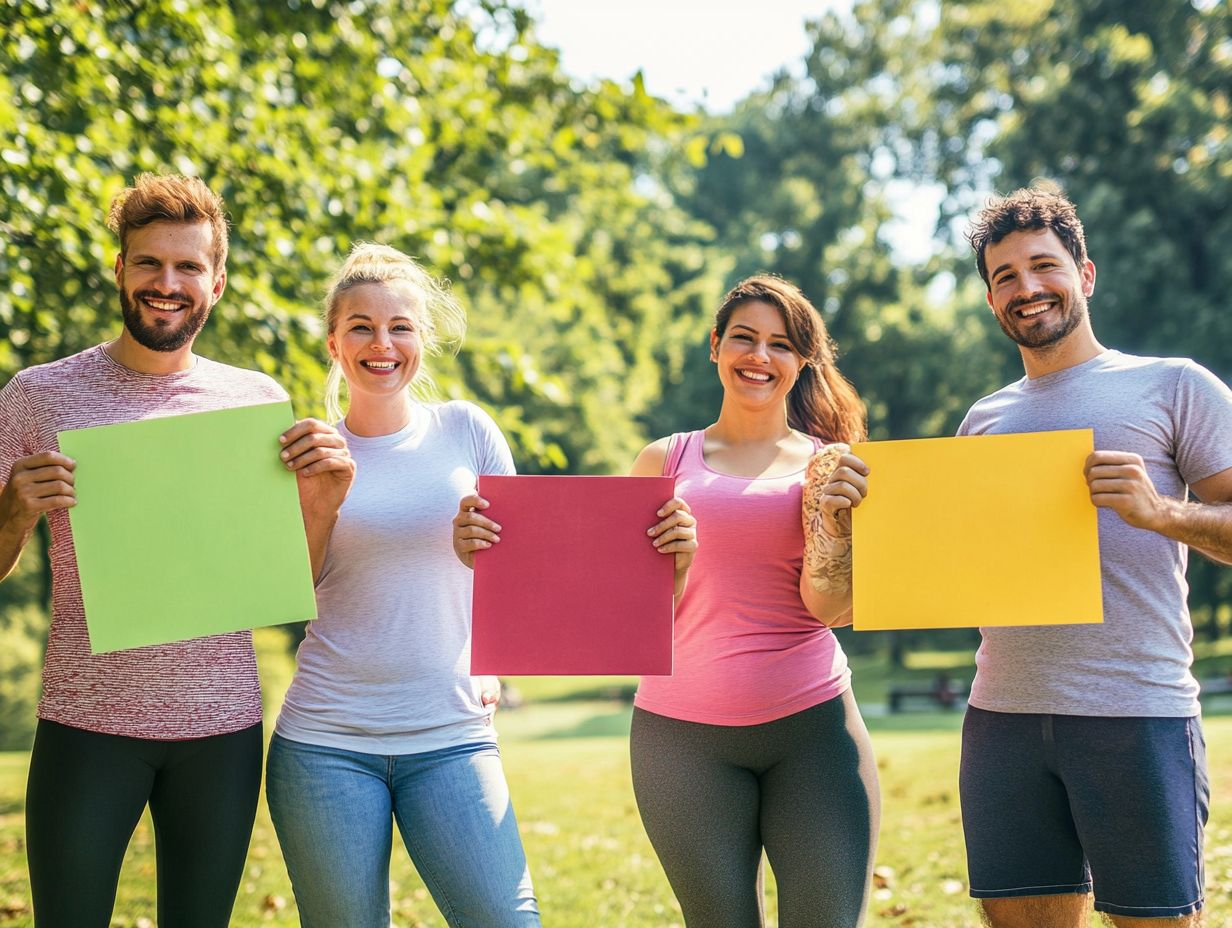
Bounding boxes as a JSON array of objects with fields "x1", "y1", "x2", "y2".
[
  {"x1": 326, "y1": 281, "x2": 425, "y2": 405},
  {"x1": 114, "y1": 220, "x2": 224, "y2": 352},
  {"x1": 985, "y1": 227, "x2": 1096, "y2": 351},
  {"x1": 710, "y1": 300, "x2": 806, "y2": 409}
]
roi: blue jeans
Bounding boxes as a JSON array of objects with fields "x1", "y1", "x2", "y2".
[{"x1": 266, "y1": 734, "x2": 540, "y2": 928}]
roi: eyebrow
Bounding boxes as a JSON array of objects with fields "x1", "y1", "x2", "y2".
[
  {"x1": 991, "y1": 252, "x2": 1065, "y2": 279},
  {"x1": 130, "y1": 253, "x2": 205, "y2": 265},
  {"x1": 731, "y1": 323, "x2": 790, "y2": 340},
  {"x1": 344, "y1": 313, "x2": 416, "y2": 323}
]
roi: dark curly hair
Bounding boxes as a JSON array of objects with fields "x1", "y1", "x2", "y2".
[{"x1": 967, "y1": 187, "x2": 1088, "y2": 289}]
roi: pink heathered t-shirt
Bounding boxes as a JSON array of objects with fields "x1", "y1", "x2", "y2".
[
  {"x1": 0, "y1": 344, "x2": 287, "y2": 739},
  {"x1": 634, "y1": 430, "x2": 851, "y2": 726}
]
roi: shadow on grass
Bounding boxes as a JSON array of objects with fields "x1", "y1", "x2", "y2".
[
  {"x1": 534, "y1": 708, "x2": 633, "y2": 740},
  {"x1": 534, "y1": 684, "x2": 636, "y2": 704},
  {"x1": 864, "y1": 711, "x2": 966, "y2": 734},
  {"x1": 527, "y1": 702, "x2": 970, "y2": 740}
]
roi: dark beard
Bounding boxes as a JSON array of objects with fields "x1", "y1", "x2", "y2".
[
  {"x1": 998, "y1": 290, "x2": 1087, "y2": 350},
  {"x1": 119, "y1": 288, "x2": 211, "y2": 352}
]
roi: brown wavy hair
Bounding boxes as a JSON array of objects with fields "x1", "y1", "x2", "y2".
[
  {"x1": 714, "y1": 275, "x2": 866, "y2": 443},
  {"x1": 106, "y1": 173, "x2": 229, "y2": 270}
]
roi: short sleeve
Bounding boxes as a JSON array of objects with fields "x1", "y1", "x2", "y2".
[
  {"x1": 0, "y1": 375, "x2": 37, "y2": 485},
  {"x1": 462, "y1": 402, "x2": 516, "y2": 477},
  {"x1": 1172, "y1": 362, "x2": 1232, "y2": 486}
]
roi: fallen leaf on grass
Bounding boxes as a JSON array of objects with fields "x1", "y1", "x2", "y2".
[{"x1": 873, "y1": 864, "x2": 895, "y2": 888}]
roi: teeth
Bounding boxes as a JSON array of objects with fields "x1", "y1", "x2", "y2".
[
  {"x1": 738, "y1": 370, "x2": 770, "y2": 382},
  {"x1": 363, "y1": 360, "x2": 397, "y2": 369},
  {"x1": 145, "y1": 299, "x2": 183, "y2": 311},
  {"x1": 1019, "y1": 302, "x2": 1054, "y2": 317}
]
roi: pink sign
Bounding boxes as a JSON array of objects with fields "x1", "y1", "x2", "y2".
[{"x1": 471, "y1": 475, "x2": 675, "y2": 675}]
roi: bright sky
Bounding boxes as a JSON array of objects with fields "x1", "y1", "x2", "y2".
[
  {"x1": 527, "y1": 0, "x2": 941, "y2": 263},
  {"x1": 528, "y1": 0, "x2": 852, "y2": 113}
]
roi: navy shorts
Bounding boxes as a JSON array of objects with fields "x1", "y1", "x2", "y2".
[{"x1": 959, "y1": 706, "x2": 1208, "y2": 918}]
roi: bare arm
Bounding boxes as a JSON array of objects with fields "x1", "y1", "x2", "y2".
[
  {"x1": 0, "y1": 452, "x2": 77, "y2": 581},
  {"x1": 800, "y1": 444, "x2": 869, "y2": 626},
  {"x1": 1085, "y1": 454, "x2": 1232, "y2": 566},
  {"x1": 279, "y1": 419, "x2": 355, "y2": 582},
  {"x1": 631, "y1": 438, "x2": 696, "y2": 601}
]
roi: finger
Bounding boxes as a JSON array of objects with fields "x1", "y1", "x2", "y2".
[
  {"x1": 457, "y1": 493, "x2": 490, "y2": 513},
  {"x1": 648, "y1": 511, "x2": 695, "y2": 538},
  {"x1": 280, "y1": 431, "x2": 347, "y2": 465},
  {"x1": 459, "y1": 525, "x2": 501, "y2": 544},
  {"x1": 652, "y1": 524, "x2": 696, "y2": 547},
  {"x1": 16, "y1": 452, "x2": 76, "y2": 473},
  {"x1": 826, "y1": 471, "x2": 868, "y2": 499},
  {"x1": 1085, "y1": 462, "x2": 1142, "y2": 479},
  {"x1": 457, "y1": 537, "x2": 494, "y2": 552},
  {"x1": 278, "y1": 418, "x2": 333, "y2": 446},
  {"x1": 23, "y1": 495, "x2": 76, "y2": 513},
  {"x1": 284, "y1": 446, "x2": 337, "y2": 471},
  {"x1": 836, "y1": 452, "x2": 869, "y2": 476},
  {"x1": 822, "y1": 483, "x2": 863, "y2": 507},
  {"x1": 1084, "y1": 450, "x2": 1142, "y2": 474},
  {"x1": 454, "y1": 510, "x2": 502, "y2": 533},
  {"x1": 292, "y1": 450, "x2": 353, "y2": 476},
  {"x1": 25, "y1": 480, "x2": 76, "y2": 500},
  {"x1": 1087, "y1": 477, "x2": 1141, "y2": 495},
  {"x1": 19, "y1": 465, "x2": 77, "y2": 487},
  {"x1": 656, "y1": 496, "x2": 691, "y2": 518},
  {"x1": 656, "y1": 540, "x2": 698, "y2": 555}
]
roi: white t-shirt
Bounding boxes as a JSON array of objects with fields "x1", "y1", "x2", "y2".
[
  {"x1": 958, "y1": 350, "x2": 1232, "y2": 717},
  {"x1": 276, "y1": 400, "x2": 516, "y2": 754}
]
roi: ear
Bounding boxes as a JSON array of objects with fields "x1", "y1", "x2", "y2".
[
  {"x1": 113, "y1": 253, "x2": 124, "y2": 286},
  {"x1": 1080, "y1": 259, "x2": 1096, "y2": 298},
  {"x1": 210, "y1": 269, "x2": 227, "y2": 306},
  {"x1": 709, "y1": 328, "x2": 719, "y2": 362},
  {"x1": 985, "y1": 290, "x2": 995, "y2": 311},
  {"x1": 326, "y1": 330, "x2": 338, "y2": 361}
]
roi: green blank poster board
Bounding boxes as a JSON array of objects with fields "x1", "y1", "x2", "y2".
[{"x1": 59, "y1": 401, "x2": 318, "y2": 653}]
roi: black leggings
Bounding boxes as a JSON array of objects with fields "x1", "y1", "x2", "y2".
[
  {"x1": 630, "y1": 691, "x2": 879, "y2": 928},
  {"x1": 25, "y1": 718, "x2": 263, "y2": 928}
]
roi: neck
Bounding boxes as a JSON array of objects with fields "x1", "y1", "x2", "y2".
[
  {"x1": 1020, "y1": 327, "x2": 1105, "y2": 379},
  {"x1": 711, "y1": 397, "x2": 794, "y2": 445},
  {"x1": 106, "y1": 332, "x2": 196, "y2": 374},
  {"x1": 344, "y1": 391, "x2": 416, "y2": 437}
]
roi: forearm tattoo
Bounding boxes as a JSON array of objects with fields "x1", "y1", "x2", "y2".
[{"x1": 802, "y1": 445, "x2": 853, "y2": 594}]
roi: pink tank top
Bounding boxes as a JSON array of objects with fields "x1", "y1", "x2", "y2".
[{"x1": 635, "y1": 430, "x2": 851, "y2": 725}]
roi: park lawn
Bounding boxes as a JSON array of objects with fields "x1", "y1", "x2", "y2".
[
  {"x1": 1, "y1": 633, "x2": 1231, "y2": 927},
  {"x1": 1, "y1": 710, "x2": 1231, "y2": 926}
]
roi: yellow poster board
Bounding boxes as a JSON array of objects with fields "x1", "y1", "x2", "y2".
[{"x1": 850, "y1": 430, "x2": 1102, "y2": 631}]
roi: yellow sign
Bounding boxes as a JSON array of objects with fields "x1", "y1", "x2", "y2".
[{"x1": 851, "y1": 430, "x2": 1102, "y2": 631}]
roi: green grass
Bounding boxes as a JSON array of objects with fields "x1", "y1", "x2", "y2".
[{"x1": 2, "y1": 642, "x2": 1232, "y2": 926}]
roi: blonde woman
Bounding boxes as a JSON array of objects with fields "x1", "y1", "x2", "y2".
[{"x1": 266, "y1": 244, "x2": 539, "y2": 927}]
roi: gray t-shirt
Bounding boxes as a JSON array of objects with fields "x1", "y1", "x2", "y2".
[
  {"x1": 958, "y1": 350, "x2": 1232, "y2": 717},
  {"x1": 276, "y1": 400, "x2": 515, "y2": 753}
]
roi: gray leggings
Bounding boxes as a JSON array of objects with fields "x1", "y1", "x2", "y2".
[{"x1": 630, "y1": 690, "x2": 879, "y2": 928}]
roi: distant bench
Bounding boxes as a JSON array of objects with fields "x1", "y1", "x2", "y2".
[
  {"x1": 1199, "y1": 678, "x2": 1232, "y2": 703},
  {"x1": 887, "y1": 679, "x2": 970, "y2": 713}
]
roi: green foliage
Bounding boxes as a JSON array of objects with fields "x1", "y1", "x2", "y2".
[
  {"x1": 0, "y1": 603, "x2": 42, "y2": 751},
  {"x1": 0, "y1": 0, "x2": 725, "y2": 474}
]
